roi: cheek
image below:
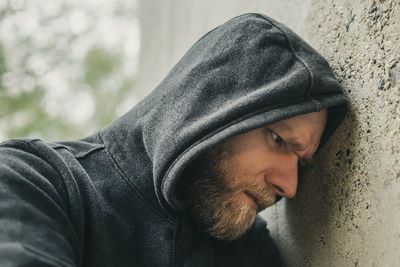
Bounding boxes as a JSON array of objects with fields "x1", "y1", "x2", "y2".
[
  {"x1": 219, "y1": 159, "x2": 263, "y2": 191},
  {"x1": 218, "y1": 133, "x2": 280, "y2": 180},
  {"x1": 218, "y1": 158, "x2": 247, "y2": 187},
  {"x1": 233, "y1": 148, "x2": 276, "y2": 175}
]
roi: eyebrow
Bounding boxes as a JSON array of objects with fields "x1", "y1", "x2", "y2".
[
  {"x1": 267, "y1": 125, "x2": 313, "y2": 162},
  {"x1": 277, "y1": 121, "x2": 293, "y2": 133},
  {"x1": 269, "y1": 123, "x2": 301, "y2": 145}
]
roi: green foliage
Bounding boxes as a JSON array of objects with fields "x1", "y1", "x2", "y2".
[
  {"x1": 84, "y1": 47, "x2": 118, "y2": 87},
  {"x1": 0, "y1": 1, "x2": 139, "y2": 141},
  {"x1": 0, "y1": 45, "x2": 6, "y2": 82}
]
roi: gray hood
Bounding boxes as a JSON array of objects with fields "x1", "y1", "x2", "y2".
[{"x1": 99, "y1": 13, "x2": 348, "y2": 216}]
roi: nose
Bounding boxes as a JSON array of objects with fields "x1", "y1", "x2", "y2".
[{"x1": 267, "y1": 155, "x2": 299, "y2": 199}]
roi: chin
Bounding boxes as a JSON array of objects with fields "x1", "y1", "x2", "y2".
[{"x1": 210, "y1": 201, "x2": 257, "y2": 241}]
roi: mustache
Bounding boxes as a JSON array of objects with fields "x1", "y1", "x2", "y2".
[{"x1": 227, "y1": 181, "x2": 276, "y2": 211}]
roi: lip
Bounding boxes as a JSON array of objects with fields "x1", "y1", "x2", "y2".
[{"x1": 244, "y1": 191, "x2": 258, "y2": 209}]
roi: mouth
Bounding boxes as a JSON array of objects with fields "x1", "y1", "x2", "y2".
[{"x1": 244, "y1": 191, "x2": 259, "y2": 210}]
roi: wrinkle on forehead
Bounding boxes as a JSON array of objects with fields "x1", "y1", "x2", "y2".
[
  {"x1": 268, "y1": 122, "x2": 310, "y2": 148},
  {"x1": 267, "y1": 110, "x2": 328, "y2": 160}
]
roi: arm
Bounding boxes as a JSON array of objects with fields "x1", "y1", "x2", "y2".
[{"x1": 0, "y1": 141, "x2": 80, "y2": 266}]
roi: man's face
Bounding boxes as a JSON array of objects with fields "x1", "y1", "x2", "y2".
[{"x1": 182, "y1": 109, "x2": 328, "y2": 241}]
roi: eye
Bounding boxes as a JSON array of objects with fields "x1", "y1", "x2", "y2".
[{"x1": 271, "y1": 131, "x2": 285, "y2": 146}]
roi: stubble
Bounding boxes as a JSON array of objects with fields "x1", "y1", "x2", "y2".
[{"x1": 181, "y1": 147, "x2": 276, "y2": 241}]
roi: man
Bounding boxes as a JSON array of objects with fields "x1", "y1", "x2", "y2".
[
  {"x1": 0, "y1": 13, "x2": 347, "y2": 266},
  {"x1": 178, "y1": 109, "x2": 328, "y2": 243}
]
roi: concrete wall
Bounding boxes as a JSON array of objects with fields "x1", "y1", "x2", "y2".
[{"x1": 137, "y1": 1, "x2": 400, "y2": 266}]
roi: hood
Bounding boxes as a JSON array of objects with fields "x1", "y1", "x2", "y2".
[{"x1": 99, "y1": 13, "x2": 348, "y2": 216}]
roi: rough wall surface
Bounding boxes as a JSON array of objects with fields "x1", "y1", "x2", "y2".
[
  {"x1": 268, "y1": 1, "x2": 400, "y2": 266},
  {"x1": 137, "y1": 0, "x2": 400, "y2": 266}
]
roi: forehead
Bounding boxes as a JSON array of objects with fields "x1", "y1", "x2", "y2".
[
  {"x1": 268, "y1": 110, "x2": 328, "y2": 134},
  {"x1": 219, "y1": 110, "x2": 328, "y2": 154},
  {"x1": 266, "y1": 110, "x2": 328, "y2": 156}
]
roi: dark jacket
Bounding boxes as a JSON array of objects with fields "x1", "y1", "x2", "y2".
[{"x1": 0, "y1": 13, "x2": 347, "y2": 266}]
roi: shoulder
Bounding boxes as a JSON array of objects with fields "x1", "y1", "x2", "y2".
[
  {"x1": 0, "y1": 138, "x2": 65, "y2": 179},
  {"x1": 0, "y1": 138, "x2": 61, "y2": 179},
  {"x1": 0, "y1": 138, "x2": 71, "y2": 210},
  {"x1": 0, "y1": 139, "x2": 82, "y2": 266},
  {"x1": 0, "y1": 138, "x2": 61, "y2": 163}
]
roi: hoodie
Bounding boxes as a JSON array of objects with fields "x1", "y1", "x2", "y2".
[{"x1": 0, "y1": 13, "x2": 347, "y2": 266}]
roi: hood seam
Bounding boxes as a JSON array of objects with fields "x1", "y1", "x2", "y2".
[
  {"x1": 97, "y1": 132, "x2": 173, "y2": 224},
  {"x1": 254, "y1": 13, "x2": 321, "y2": 110}
]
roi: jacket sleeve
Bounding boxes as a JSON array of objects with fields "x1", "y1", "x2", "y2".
[{"x1": 0, "y1": 141, "x2": 80, "y2": 267}]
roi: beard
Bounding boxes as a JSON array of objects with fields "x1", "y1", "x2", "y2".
[{"x1": 179, "y1": 147, "x2": 276, "y2": 241}]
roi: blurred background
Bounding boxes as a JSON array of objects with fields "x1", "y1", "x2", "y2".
[{"x1": 0, "y1": 0, "x2": 140, "y2": 141}]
